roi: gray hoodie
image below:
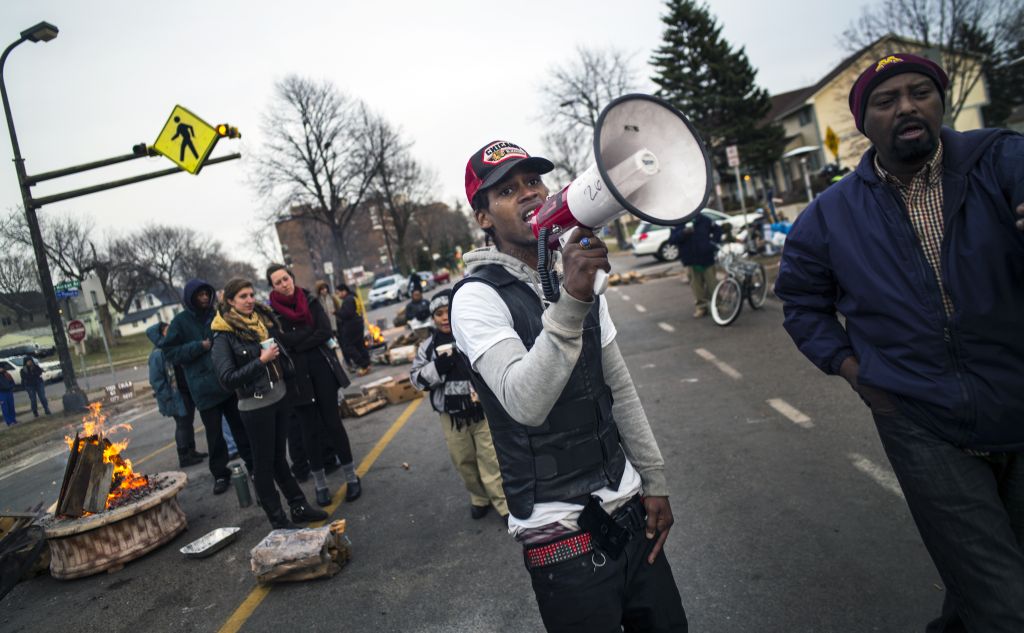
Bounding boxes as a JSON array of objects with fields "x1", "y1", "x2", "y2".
[{"x1": 452, "y1": 247, "x2": 668, "y2": 497}]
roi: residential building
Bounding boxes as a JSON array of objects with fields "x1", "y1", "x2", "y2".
[{"x1": 116, "y1": 289, "x2": 181, "y2": 337}]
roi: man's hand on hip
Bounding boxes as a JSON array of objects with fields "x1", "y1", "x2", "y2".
[
  {"x1": 643, "y1": 496, "x2": 674, "y2": 564},
  {"x1": 561, "y1": 228, "x2": 611, "y2": 302}
]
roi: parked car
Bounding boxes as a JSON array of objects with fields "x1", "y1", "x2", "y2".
[
  {"x1": 0, "y1": 355, "x2": 63, "y2": 389},
  {"x1": 368, "y1": 274, "x2": 408, "y2": 308},
  {"x1": 432, "y1": 268, "x2": 451, "y2": 284},
  {"x1": 0, "y1": 342, "x2": 54, "y2": 359},
  {"x1": 631, "y1": 208, "x2": 764, "y2": 261},
  {"x1": 416, "y1": 271, "x2": 437, "y2": 292}
]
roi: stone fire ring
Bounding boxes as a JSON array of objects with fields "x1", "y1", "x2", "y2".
[{"x1": 42, "y1": 471, "x2": 188, "y2": 580}]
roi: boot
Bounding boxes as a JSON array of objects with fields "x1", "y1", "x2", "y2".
[
  {"x1": 344, "y1": 477, "x2": 362, "y2": 502},
  {"x1": 290, "y1": 502, "x2": 328, "y2": 524},
  {"x1": 315, "y1": 487, "x2": 332, "y2": 507},
  {"x1": 266, "y1": 507, "x2": 298, "y2": 530}
]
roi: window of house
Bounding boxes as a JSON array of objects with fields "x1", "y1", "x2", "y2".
[
  {"x1": 1, "y1": 316, "x2": 10, "y2": 326},
  {"x1": 147, "y1": 295, "x2": 155, "y2": 307},
  {"x1": 798, "y1": 107, "x2": 812, "y2": 126},
  {"x1": 135, "y1": 300, "x2": 142, "y2": 311},
  {"x1": 808, "y1": 152, "x2": 822, "y2": 170}
]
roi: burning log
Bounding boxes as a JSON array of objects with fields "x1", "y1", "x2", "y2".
[{"x1": 55, "y1": 403, "x2": 149, "y2": 519}]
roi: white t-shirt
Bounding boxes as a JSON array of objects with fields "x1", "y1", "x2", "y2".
[{"x1": 452, "y1": 280, "x2": 641, "y2": 534}]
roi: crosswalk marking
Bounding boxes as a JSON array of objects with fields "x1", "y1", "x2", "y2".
[
  {"x1": 849, "y1": 453, "x2": 905, "y2": 498},
  {"x1": 694, "y1": 348, "x2": 742, "y2": 380},
  {"x1": 657, "y1": 322, "x2": 676, "y2": 332},
  {"x1": 635, "y1": 304, "x2": 647, "y2": 313},
  {"x1": 767, "y1": 398, "x2": 814, "y2": 428}
]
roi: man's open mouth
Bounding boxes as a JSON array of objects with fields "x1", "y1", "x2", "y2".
[
  {"x1": 522, "y1": 206, "x2": 539, "y2": 223},
  {"x1": 897, "y1": 122, "x2": 926, "y2": 140}
]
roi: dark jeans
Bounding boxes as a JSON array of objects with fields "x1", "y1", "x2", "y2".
[
  {"x1": 240, "y1": 399, "x2": 306, "y2": 513},
  {"x1": 24, "y1": 381, "x2": 49, "y2": 416},
  {"x1": 340, "y1": 327, "x2": 369, "y2": 370},
  {"x1": 173, "y1": 390, "x2": 197, "y2": 460},
  {"x1": 198, "y1": 395, "x2": 253, "y2": 480},
  {"x1": 872, "y1": 410, "x2": 1024, "y2": 632},
  {"x1": 0, "y1": 391, "x2": 14, "y2": 425},
  {"x1": 286, "y1": 409, "x2": 338, "y2": 477},
  {"x1": 527, "y1": 512, "x2": 687, "y2": 632},
  {"x1": 294, "y1": 352, "x2": 354, "y2": 468}
]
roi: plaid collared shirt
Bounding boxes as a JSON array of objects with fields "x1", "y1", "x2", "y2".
[{"x1": 874, "y1": 142, "x2": 954, "y2": 315}]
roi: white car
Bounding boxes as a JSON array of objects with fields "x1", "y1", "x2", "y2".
[
  {"x1": 0, "y1": 356, "x2": 63, "y2": 389},
  {"x1": 367, "y1": 275, "x2": 408, "y2": 307},
  {"x1": 631, "y1": 208, "x2": 764, "y2": 261}
]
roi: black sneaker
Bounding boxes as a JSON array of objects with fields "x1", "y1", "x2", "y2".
[
  {"x1": 315, "y1": 487, "x2": 332, "y2": 507},
  {"x1": 213, "y1": 478, "x2": 230, "y2": 494},
  {"x1": 178, "y1": 453, "x2": 204, "y2": 468},
  {"x1": 470, "y1": 505, "x2": 489, "y2": 520},
  {"x1": 189, "y1": 449, "x2": 208, "y2": 459}
]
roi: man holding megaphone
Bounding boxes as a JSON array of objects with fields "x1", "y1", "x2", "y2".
[{"x1": 450, "y1": 138, "x2": 688, "y2": 632}]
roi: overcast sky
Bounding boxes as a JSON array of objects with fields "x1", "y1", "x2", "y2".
[{"x1": 0, "y1": 0, "x2": 869, "y2": 266}]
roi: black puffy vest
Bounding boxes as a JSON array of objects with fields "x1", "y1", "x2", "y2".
[{"x1": 452, "y1": 264, "x2": 626, "y2": 519}]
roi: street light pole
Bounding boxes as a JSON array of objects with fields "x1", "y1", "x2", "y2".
[{"x1": 1, "y1": 22, "x2": 88, "y2": 412}]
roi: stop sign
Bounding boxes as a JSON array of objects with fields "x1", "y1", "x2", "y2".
[{"x1": 67, "y1": 319, "x2": 87, "y2": 343}]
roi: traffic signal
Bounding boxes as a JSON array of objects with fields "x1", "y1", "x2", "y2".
[
  {"x1": 215, "y1": 124, "x2": 241, "y2": 139},
  {"x1": 132, "y1": 142, "x2": 149, "y2": 157}
]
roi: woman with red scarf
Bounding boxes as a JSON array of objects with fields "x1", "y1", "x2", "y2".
[{"x1": 266, "y1": 264, "x2": 361, "y2": 506}]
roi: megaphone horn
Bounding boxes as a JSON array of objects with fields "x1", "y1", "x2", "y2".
[{"x1": 529, "y1": 94, "x2": 712, "y2": 295}]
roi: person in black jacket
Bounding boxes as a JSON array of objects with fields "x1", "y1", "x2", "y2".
[
  {"x1": 267, "y1": 264, "x2": 362, "y2": 506},
  {"x1": 668, "y1": 213, "x2": 721, "y2": 318},
  {"x1": 335, "y1": 284, "x2": 371, "y2": 377},
  {"x1": 404, "y1": 288, "x2": 431, "y2": 323},
  {"x1": 19, "y1": 357, "x2": 51, "y2": 417},
  {"x1": 211, "y1": 278, "x2": 327, "y2": 529}
]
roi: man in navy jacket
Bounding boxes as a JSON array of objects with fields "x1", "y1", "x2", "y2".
[{"x1": 775, "y1": 53, "x2": 1024, "y2": 631}]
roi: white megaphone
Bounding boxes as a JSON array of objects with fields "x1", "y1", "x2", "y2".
[{"x1": 529, "y1": 94, "x2": 712, "y2": 295}]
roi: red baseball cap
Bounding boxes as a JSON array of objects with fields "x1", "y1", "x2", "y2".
[{"x1": 464, "y1": 140, "x2": 554, "y2": 205}]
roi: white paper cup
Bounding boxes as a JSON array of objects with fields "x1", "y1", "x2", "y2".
[
  {"x1": 436, "y1": 343, "x2": 454, "y2": 357},
  {"x1": 260, "y1": 338, "x2": 276, "y2": 350}
]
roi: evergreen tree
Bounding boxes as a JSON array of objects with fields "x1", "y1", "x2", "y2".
[{"x1": 650, "y1": 0, "x2": 785, "y2": 183}]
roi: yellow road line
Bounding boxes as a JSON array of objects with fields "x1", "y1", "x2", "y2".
[
  {"x1": 135, "y1": 424, "x2": 203, "y2": 467},
  {"x1": 216, "y1": 397, "x2": 423, "y2": 633}
]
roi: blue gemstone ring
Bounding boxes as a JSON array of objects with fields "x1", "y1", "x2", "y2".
[{"x1": 579, "y1": 237, "x2": 592, "y2": 250}]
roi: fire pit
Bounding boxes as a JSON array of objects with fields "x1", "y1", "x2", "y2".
[
  {"x1": 39, "y1": 471, "x2": 188, "y2": 579},
  {"x1": 34, "y1": 403, "x2": 190, "y2": 579}
]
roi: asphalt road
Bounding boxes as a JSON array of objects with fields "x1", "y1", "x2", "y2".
[{"x1": 0, "y1": 252, "x2": 942, "y2": 632}]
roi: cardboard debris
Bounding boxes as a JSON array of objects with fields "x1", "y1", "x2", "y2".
[
  {"x1": 381, "y1": 377, "x2": 420, "y2": 405},
  {"x1": 339, "y1": 393, "x2": 388, "y2": 418},
  {"x1": 387, "y1": 345, "x2": 417, "y2": 365},
  {"x1": 250, "y1": 520, "x2": 351, "y2": 584}
]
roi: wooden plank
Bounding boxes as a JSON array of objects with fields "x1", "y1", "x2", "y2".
[
  {"x1": 54, "y1": 434, "x2": 82, "y2": 517},
  {"x1": 58, "y1": 440, "x2": 104, "y2": 517},
  {"x1": 82, "y1": 462, "x2": 114, "y2": 514}
]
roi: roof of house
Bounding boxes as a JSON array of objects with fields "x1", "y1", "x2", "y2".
[{"x1": 118, "y1": 305, "x2": 164, "y2": 326}]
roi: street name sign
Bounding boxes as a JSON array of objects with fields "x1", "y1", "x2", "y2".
[
  {"x1": 67, "y1": 319, "x2": 87, "y2": 343},
  {"x1": 153, "y1": 105, "x2": 220, "y2": 175},
  {"x1": 55, "y1": 279, "x2": 81, "y2": 299}
]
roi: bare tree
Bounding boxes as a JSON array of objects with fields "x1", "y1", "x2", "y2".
[
  {"x1": 843, "y1": 0, "x2": 1024, "y2": 122},
  {"x1": 538, "y1": 47, "x2": 640, "y2": 247},
  {"x1": 132, "y1": 225, "x2": 215, "y2": 296},
  {"x1": 252, "y1": 76, "x2": 399, "y2": 276},
  {"x1": 0, "y1": 229, "x2": 40, "y2": 329},
  {"x1": 539, "y1": 47, "x2": 639, "y2": 182},
  {"x1": 370, "y1": 130, "x2": 435, "y2": 271}
]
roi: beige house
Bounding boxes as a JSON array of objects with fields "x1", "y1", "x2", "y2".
[{"x1": 766, "y1": 34, "x2": 989, "y2": 203}]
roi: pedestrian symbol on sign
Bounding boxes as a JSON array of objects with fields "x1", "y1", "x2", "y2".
[{"x1": 172, "y1": 116, "x2": 198, "y2": 162}]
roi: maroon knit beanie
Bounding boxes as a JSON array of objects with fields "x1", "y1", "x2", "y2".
[{"x1": 848, "y1": 53, "x2": 948, "y2": 133}]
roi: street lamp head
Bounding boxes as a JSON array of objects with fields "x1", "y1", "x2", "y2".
[{"x1": 21, "y1": 22, "x2": 58, "y2": 43}]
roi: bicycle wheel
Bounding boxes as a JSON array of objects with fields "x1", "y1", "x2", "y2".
[
  {"x1": 711, "y1": 277, "x2": 743, "y2": 326},
  {"x1": 747, "y1": 264, "x2": 769, "y2": 309}
]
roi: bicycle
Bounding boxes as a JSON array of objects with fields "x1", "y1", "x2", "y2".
[{"x1": 709, "y1": 244, "x2": 769, "y2": 326}]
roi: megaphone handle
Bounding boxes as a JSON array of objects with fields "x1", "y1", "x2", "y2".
[{"x1": 593, "y1": 270, "x2": 609, "y2": 296}]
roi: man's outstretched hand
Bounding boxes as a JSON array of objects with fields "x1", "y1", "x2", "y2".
[{"x1": 643, "y1": 496, "x2": 674, "y2": 564}]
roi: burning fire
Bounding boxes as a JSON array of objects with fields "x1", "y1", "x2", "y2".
[
  {"x1": 65, "y1": 402, "x2": 149, "y2": 510},
  {"x1": 366, "y1": 322, "x2": 385, "y2": 346}
]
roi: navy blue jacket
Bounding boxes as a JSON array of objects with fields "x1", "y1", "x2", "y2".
[
  {"x1": 161, "y1": 279, "x2": 231, "y2": 411},
  {"x1": 146, "y1": 323, "x2": 187, "y2": 418},
  {"x1": 774, "y1": 127, "x2": 1024, "y2": 451},
  {"x1": 669, "y1": 212, "x2": 722, "y2": 266}
]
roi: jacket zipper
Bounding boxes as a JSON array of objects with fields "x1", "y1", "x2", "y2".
[{"x1": 938, "y1": 181, "x2": 973, "y2": 429}]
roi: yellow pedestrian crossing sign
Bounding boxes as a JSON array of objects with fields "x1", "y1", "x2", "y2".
[{"x1": 153, "y1": 105, "x2": 220, "y2": 175}]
